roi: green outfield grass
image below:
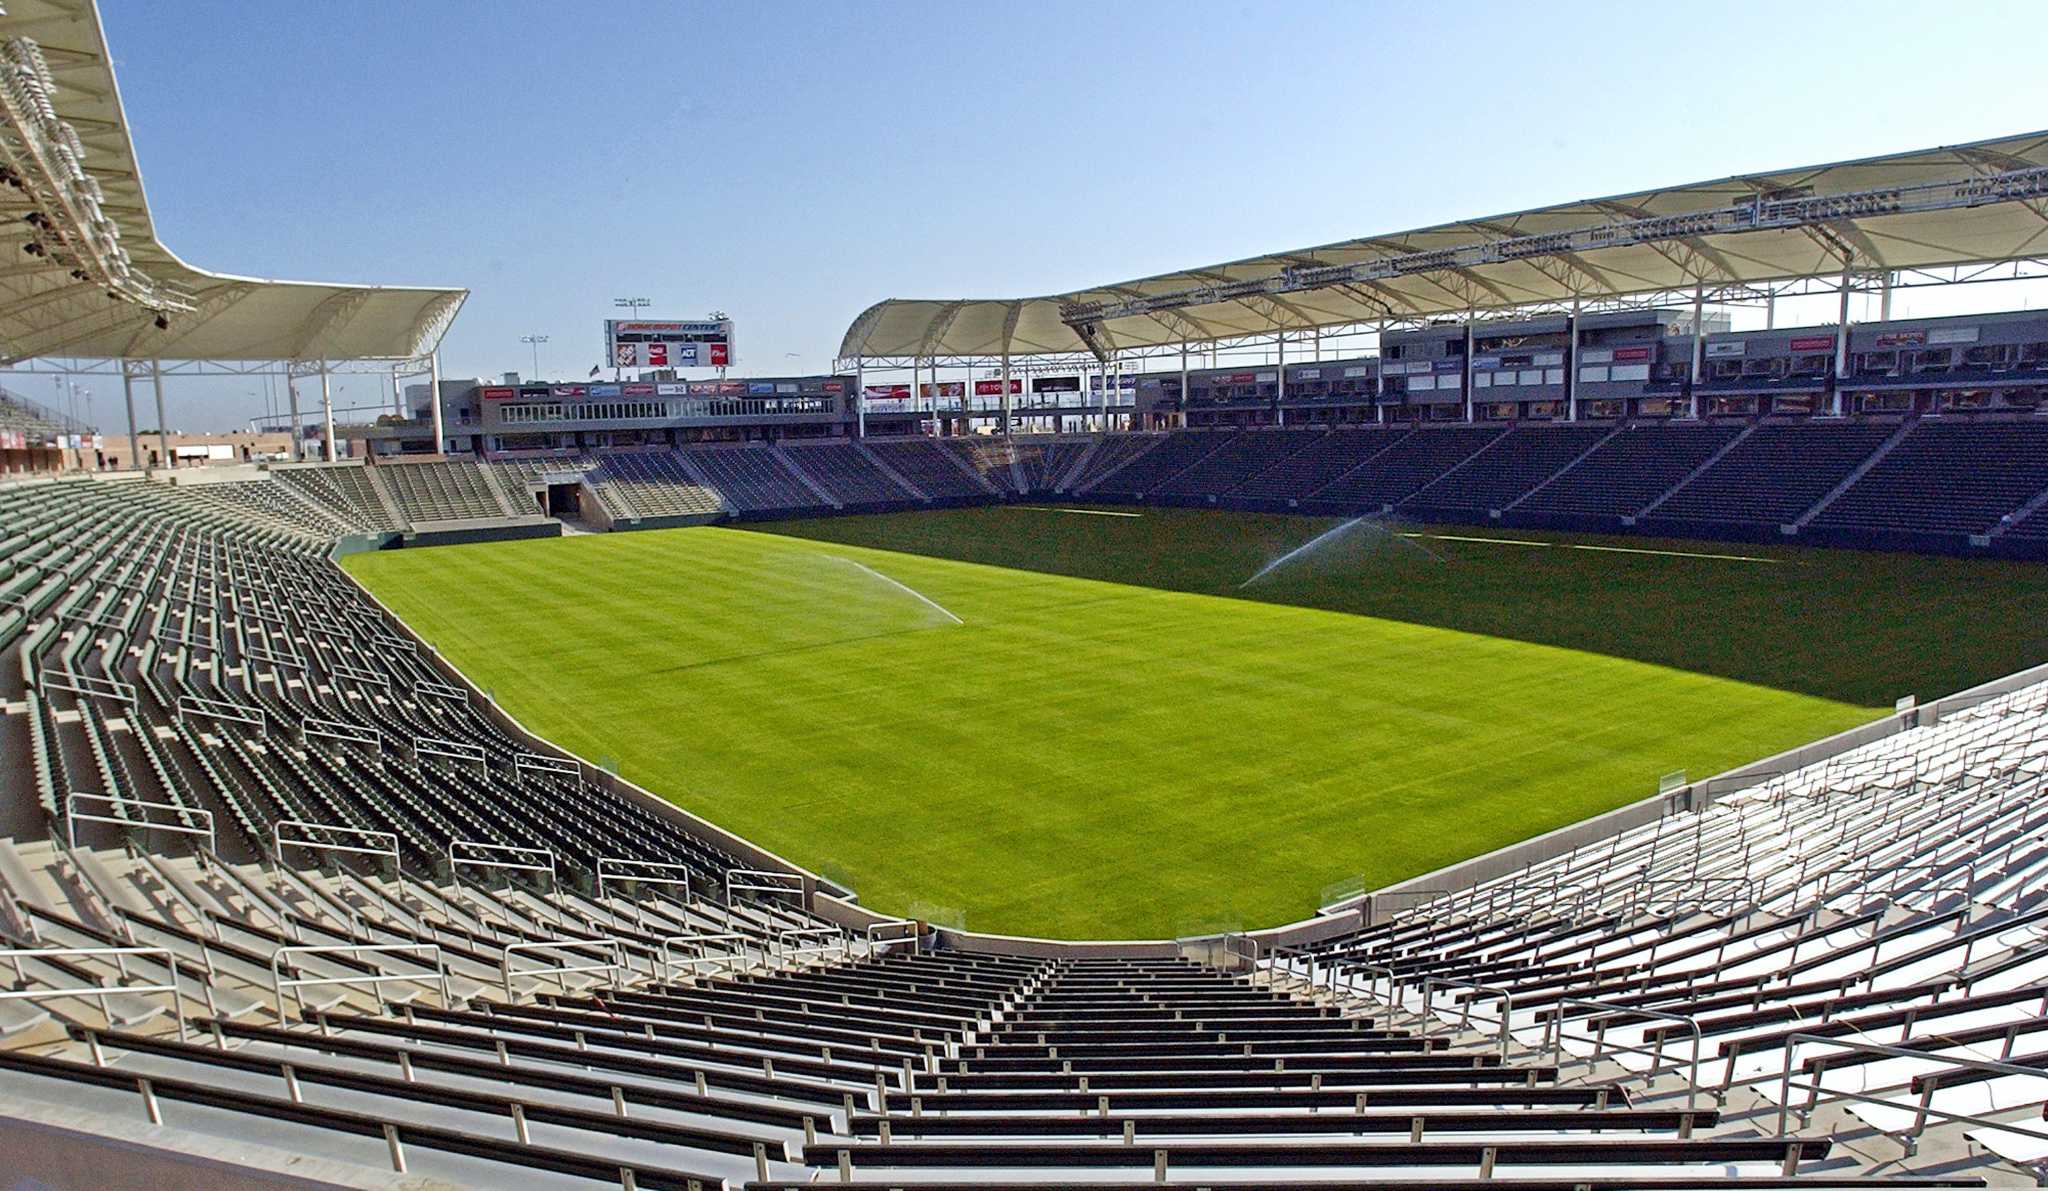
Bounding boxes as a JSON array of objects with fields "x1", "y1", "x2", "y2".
[{"x1": 343, "y1": 507, "x2": 2048, "y2": 939}]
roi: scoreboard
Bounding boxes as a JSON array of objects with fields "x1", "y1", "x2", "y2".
[{"x1": 604, "y1": 319, "x2": 735, "y2": 369}]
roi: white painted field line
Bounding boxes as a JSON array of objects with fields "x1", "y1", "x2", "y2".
[
  {"x1": 1396, "y1": 531, "x2": 1777, "y2": 564},
  {"x1": 1014, "y1": 506, "x2": 1144, "y2": 518},
  {"x1": 827, "y1": 555, "x2": 964, "y2": 625}
]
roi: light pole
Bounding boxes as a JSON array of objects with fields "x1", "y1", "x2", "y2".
[{"x1": 520, "y1": 334, "x2": 549, "y2": 382}]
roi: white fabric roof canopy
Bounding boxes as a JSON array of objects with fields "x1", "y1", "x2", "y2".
[
  {"x1": 0, "y1": 0, "x2": 465, "y2": 365},
  {"x1": 841, "y1": 130, "x2": 2048, "y2": 361}
]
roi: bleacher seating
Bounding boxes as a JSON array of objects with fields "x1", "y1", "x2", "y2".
[
  {"x1": 1151, "y1": 427, "x2": 1322, "y2": 498},
  {"x1": 1019, "y1": 438, "x2": 1093, "y2": 493},
  {"x1": 1061, "y1": 433, "x2": 1164, "y2": 493},
  {"x1": 940, "y1": 437, "x2": 1022, "y2": 493},
  {"x1": 1403, "y1": 424, "x2": 1610, "y2": 514},
  {"x1": 1082, "y1": 431, "x2": 1239, "y2": 496},
  {"x1": 777, "y1": 443, "x2": 915, "y2": 506},
  {"x1": 1808, "y1": 419, "x2": 2048, "y2": 538},
  {"x1": 274, "y1": 464, "x2": 404, "y2": 533},
  {"x1": 684, "y1": 446, "x2": 820, "y2": 512},
  {"x1": 865, "y1": 438, "x2": 997, "y2": 499},
  {"x1": 1651, "y1": 422, "x2": 1903, "y2": 528},
  {"x1": 594, "y1": 451, "x2": 723, "y2": 518},
  {"x1": 1518, "y1": 423, "x2": 1745, "y2": 519},
  {"x1": 1309, "y1": 425, "x2": 1506, "y2": 510},
  {"x1": 1271, "y1": 675, "x2": 2048, "y2": 1185},
  {"x1": 2, "y1": 470, "x2": 2041, "y2": 1184},
  {"x1": 374, "y1": 460, "x2": 508, "y2": 523},
  {"x1": 1233, "y1": 427, "x2": 1411, "y2": 502}
]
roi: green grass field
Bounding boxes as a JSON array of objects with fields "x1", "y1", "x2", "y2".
[{"x1": 343, "y1": 507, "x2": 2048, "y2": 939}]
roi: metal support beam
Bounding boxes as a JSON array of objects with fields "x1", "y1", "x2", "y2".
[
  {"x1": 150, "y1": 358, "x2": 168, "y2": 471},
  {"x1": 284, "y1": 367, "x2": 301, "y2": 462},
  {"x1": 319, "y1": 360, "x2": 335, "y2": 463},
  {"x1": 427, "y1": 351, "x2": 444, "y2": 454},
  {"x1": 1688, "y1": 285, "x2": 1706, "y2": 420},
  {"x1": 1834, "y1": 256, "x2": 1854, "y2": 416},
  {"x1": 120, "y1": 360, "x2": 138, "y2": 470}
]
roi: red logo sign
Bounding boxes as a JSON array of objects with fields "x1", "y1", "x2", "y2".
[{"x1": 709, "y1": 343, "x2": 729, "y2": 366}]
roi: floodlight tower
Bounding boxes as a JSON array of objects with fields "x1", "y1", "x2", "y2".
[{"x1": 519, "y1": 334, "x2": 549, "y2": 382}]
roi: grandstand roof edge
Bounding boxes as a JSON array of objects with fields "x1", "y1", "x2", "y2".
[
  {"x1": 0, "y1": 0, "x2": 468, "y2": 365},
  {"x1": 840, "y1": 128, "x2": 2048, "y2": 362}
]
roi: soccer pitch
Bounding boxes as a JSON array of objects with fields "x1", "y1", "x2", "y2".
[{"x1": 343, "y1": 507, "x2": 2048, "y2": 939}]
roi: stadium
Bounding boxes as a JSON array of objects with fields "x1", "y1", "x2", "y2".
[{"x1": 3, "y1": 2, "x2": 2048, "y2": 1188}]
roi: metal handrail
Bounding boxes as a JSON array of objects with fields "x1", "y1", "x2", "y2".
[
  {"x1": 269, "y1": 942, "x2": 450, "y2": 1023},
  {"x1": 66, "y1": 791, "x2": 214, "y2": 854},
  {"x1": 1774, "y1": 1032, "x2": 2048, "y2": 1159},
  {"x1": 658, "y1": 932, "x2": 753, "y2": 980},
  {"x1": 864, "y1": 920, "x2": 922, "y2": 956},
  {"x1": 1419, "y1": 974, "x2": 1514, "y2": 1060},
  {"x1": 501, "y1": 937, "x2": 626, "y2": 1000},
  {"x1": 0, "y1": 945, "x2": 186, "y2": 1041},
  {"x1": 1544, "y1": 997, "x2": 1704, "y2": 1109},
  {"x1": 776, "y1": 926, "x2": 845, "y2": 964}
]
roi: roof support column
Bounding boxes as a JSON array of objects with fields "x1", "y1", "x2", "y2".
[
  {"x1": 1688, "y1": 284, "x2": 1706, "y2": 420},
  {"x1": 854, "y1": 360, "x2": 866, "y2": 439},
  {"x1": 1833, "y1": 255, "x2": 1854, "y2": 417},
  {"x1": 150, "y1": 359, "x2": 170, "y2": 471},
  {"x1": 1880, "y1": 270, "x2": 1894, "y2": 322},
  {"x1": 1275, "y1": 333, "x2": 1287, "y2": 427},
  {"x1": 120, "y1": 361, "x2": 139, "y2": 472},
  {"x1": 319, "y1": 360, "x2": 336, "y2": 463},
  {"x1": 285, "y1": 366, "x2": 302, "y2": 462},
  {"x1": 1179, "y1": 342, "x2": 1189, "y2": 431},
  {"x1": 428, "y1": 351, "x2": 445, "y2": 455},
  {"x1": 392, "y1": 369, "x2": 404, "y2": 417},
  {"x1": 1565, "y1": 301, "x2": 1580, "y2": 423},
  {"x1": 1462, "y1": 315, "x2": 1475, "y2": 424},
  {"x1": 999, "y1": 355, "x2": 1011, "y2": 436},
  {"x1": 910, "y1": 358, "x2": 921, "y2": 434}
]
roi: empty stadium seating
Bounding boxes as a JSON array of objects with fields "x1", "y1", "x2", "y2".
[
  {"x1": 4, "y1": 466, "x2": 2044, "y2": 1184},
  {"x1": 1307, "y1": 425, "x2": 1506, "y2": 511},
  {"x1": 1808, "y1": 419, "x2": 2048, "y2": 539},
  {"x1": 778, "y1": 443, "x2": 917, "y2": 507},
  {"x1": 686, "y1": 446, "x2": 822, "y2": 512},
  {"x1": 1233, "y1": 427, "x2": 1412, "y2": 503},
  {"x1": 1271, "y1": 675, "x2": 2048, "y2": 1185},
  {"x1": 1649, "y1": 422, "x2": 1904, "y2": 529},
  {"x1": 1082, "y1": 431, "x2": 1239, "y2": 497},
  {"x1": 1404, "y1": 424, "x2": 1611, "y2": 515},
  {"x1": 374, "y1": 460, "x2": 510, "y2": 523},
  {"x1": 1517, "y1": 423, "x2": 1745, "y2": 520},
  {"x1": 591, "y1": 452, "x2": 723, "y2": 518},
  {"x1": 1151, "y1": 427, "x2": 1322, "y2": 498},
  {"x1": 865, "y1": 438, "x2": 998, "y2": 499}
]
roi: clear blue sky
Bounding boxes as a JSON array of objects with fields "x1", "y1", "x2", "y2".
[{"x1": 80, "y1": 0, "x2": 2048, "y2": 431}]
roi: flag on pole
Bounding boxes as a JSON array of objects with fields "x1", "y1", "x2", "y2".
[{"x1": 587, "y1": 364, "x2": 601, "y2": 378}]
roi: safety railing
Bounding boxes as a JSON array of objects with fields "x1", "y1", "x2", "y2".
[
  {"x1": 1418, "y1": 974, "x2": 1514, "y2": 1060},
  {"x1": 501, "y1": 937, "x2": 627, "y2": 1000},
  {"x1": 776, "y1": 926, "x2": 846, "y2": 965},
  {"x1": 595, "y1": 856, "x2": 691, "y2": 903},
  {"x1": 66, "y1": 791, "x2": 214, "y2": 855},
  {"x1": 447, "y1": 840, "x2": 557, "y2": 891},
  {"x1": 658, "y1": 932, "x2": 754, "y2": 980},
  {"x1": 0, "y1": 945, "x2": 186, "y2": 1040},
  {"x1": 726, "y1": 868, "x2": 804, "y2": 902},
  {"x1": 269, "y1": 942, "x2": 450, "y2": 1023},
  {"x1": 1542, "y1": 997, "x2": 1704, "y2": 1110},
  {"x1": 858, "y1": 920, "x2": 921, "y2": 958},
  {"x1": 1774, "y1": 1033, "x2": 2048, "y2": 1159}
]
